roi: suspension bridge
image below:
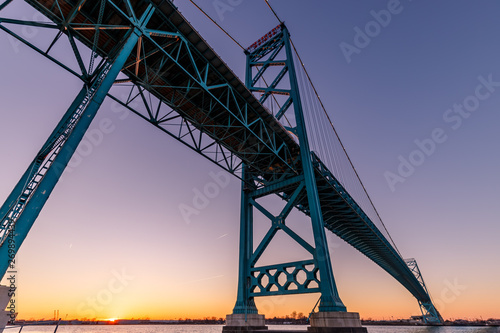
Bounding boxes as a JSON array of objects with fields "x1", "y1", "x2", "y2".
[{"x1": 0, "y1": 1, "x2": 442, "y2": 332}]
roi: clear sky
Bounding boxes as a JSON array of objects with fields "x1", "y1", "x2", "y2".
[{"x1": 0, "y1": 0, "x2": 499, "y2": 322}]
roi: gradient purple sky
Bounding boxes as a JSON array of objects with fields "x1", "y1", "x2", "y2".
[{"x1": 0, "y1": 0, "x2": 499, "y2": 321}]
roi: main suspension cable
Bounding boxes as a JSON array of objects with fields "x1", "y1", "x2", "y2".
[
  {"x1": 265, "y1": 0, "x2": 283, "y2": 23},
  {"x1": 188, "y1": 0, "x2": 244, "y2": 49}
]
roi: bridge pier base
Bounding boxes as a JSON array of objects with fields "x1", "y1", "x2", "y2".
[
  {"x1": 222, "y1": 314, "x2": 268, "y2": 332},
  {"x1": 307, "y1": 312, "x2": 367, "y2": 333}
]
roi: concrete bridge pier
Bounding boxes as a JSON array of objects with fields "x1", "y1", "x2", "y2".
[
  {"x1": 223, "y1": 311, "x2": 368, "y2": 333},
  {"x1": 308, "y1": 312, "x2": 367, "y2": 332},
  {"x1": 223, "y1": 313, "x2": 268, "y2": 332}
]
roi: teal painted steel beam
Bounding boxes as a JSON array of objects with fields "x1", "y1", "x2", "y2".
[
  {"x1": 249, "y1": 260, "x2": 321, "y2": 297},
  {"x1": 280, "y1": 224, "x2": 315, "y2": 255},
  {"x1": 0, "y1": 0, "x2": 13, "y2": 11},
  {"x1": 0, "y1": 12, "x2": 147, "y2": 279},
  {"x1": 279, "y1": 181, "x2": 305, "y2": 220},
  {"x1": 249, "y1": 225, "x2": 279, "y2": 268},
  {"x1": 0, "y1": 23, "x2": 84, "y2": 79},
  {"x1": 232, "y1": 165, "x2": 258, "y2": 315},
  {"x1": 3, "y1": 0, "x2": 300, "y2": 182},
  {"x1": 281, "y1": 26, "x2": 345, "y2": 312},
  {"x1": 249, "y1": 174, "x2": 304, "y2": 199}
]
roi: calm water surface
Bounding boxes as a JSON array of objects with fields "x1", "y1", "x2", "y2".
[{"x1": 5, "y1": 325, "x2": 500, "y2": 333}]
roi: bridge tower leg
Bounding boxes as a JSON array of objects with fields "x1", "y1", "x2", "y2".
[
  {"x1": 405, "y1": 259, "x2": 443, "y2": 324},
  {"x1": 224, "y1": 24, "x2": 366, "y2": 333},
  {"x1": 0, "y1": 3, "x2": 155, "y2": 290}
]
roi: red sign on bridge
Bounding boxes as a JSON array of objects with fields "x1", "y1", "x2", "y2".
[{"x1": 246, "y1": 24, "x2": 282, "y2": 53}]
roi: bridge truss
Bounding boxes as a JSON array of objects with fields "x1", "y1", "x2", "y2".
[{"x1": 0, "y1": 0, "x2": 442, "y2": 324}]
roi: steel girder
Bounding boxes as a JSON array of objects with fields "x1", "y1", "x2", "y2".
[
  {"x1": 405, "y1": 259, "x2": 443, "y2": 324},
  {"x1": 250, "y1": 260, "x2": 321, "y2": 297},
  {"x1": 0, "y1": 0, "x2": 300, "y2": 182},
  {"x1": 0, "y1": 2, "x2": 153, "y2": 277}
]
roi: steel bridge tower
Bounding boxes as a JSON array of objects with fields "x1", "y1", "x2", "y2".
[{"x1": 224, "y1": 24, "x2": 367, "y2": 333}]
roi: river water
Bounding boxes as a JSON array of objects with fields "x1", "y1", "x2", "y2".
[{"x1": 4, "y1": 325, "x2": 500, "y2": 333}]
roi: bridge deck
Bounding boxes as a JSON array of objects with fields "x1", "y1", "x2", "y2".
[{"x1": 24, "y1": 0, "x2": 431, "y2": 306}]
